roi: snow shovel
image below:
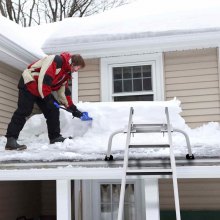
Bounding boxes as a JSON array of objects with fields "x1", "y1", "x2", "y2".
[{"x1": 53, "y1": 102, "x2": 93, "y2": 121}]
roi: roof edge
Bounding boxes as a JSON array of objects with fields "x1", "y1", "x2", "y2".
[
  {"x1": 42, "y1": 30, "x2": 220, "y2": 58},
  {"x1": 0, "y1": 34, "x2": 43, "y2": 70}
]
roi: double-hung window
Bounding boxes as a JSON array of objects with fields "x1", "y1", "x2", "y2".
[
  {"x1": 80, "y1": 180, "x2": 144, "y2": 220},
  {"x1": 101, "y1": 54, "x2": 164, "y2": 101}
]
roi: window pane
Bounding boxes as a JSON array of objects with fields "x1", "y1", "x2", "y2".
[
  {"x1": 133, "y1": 79, "x2": 142, "y2": 91},
  {"x1": 125, "y1": 184, "x2": 134, "y2": 203},
  {"x1": 123, "y1": 67, "x2": 132, "y2": 79},
  {"x1": 114, "y1": 80, "x2": 122, "y2": 93},
  {"x1": 101, "y1": 184, "x2": 111, "y2": 203},
  {"x1": 123, "y1": 80, "x2": 132, "y2": 92},
  {"x1": 112, "y1": 184, "x2": 120, "y2": 203},
  {"x1": 112, "y1": 204, "x2": 119, "y2": 220},
  {"x1": 143, "y1": 65, "x2": 151, "y2": 77},
  {"x1": 101, "y1": 204, "x2": 111, "y2": 220},
  {"x1": 133, "y1": 66, "x2": 141, "y2": 78},
  {"x1": 124, "y1": 204, "x2": 135, "y2": 220},
  {"x1": 113, "y1": 67, "x2": 122, "y2": 80},
  {"x1": 143, "y1": 78, "x2": 152, "y2": 90},
  {"x1": 114, "y1": 95, "x2": 153, "y2": 101}
]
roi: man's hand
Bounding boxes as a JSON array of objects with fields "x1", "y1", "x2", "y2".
[{"x1": 68, "y1": 104, "x2": 83, "y2": 118}]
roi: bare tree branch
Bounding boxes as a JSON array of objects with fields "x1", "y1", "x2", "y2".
[
  {"x1": 0, "y1": 0, "x2": 7, "y2": 16},
  {"x1": 1, "y1": 0, "x2": 131, "y2": 26}
]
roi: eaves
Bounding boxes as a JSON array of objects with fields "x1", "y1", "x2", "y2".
[
  {"x1": 0, "y1": 158, "x2": 220, "y2": 181},
  {"x1": 0, "y1": 34, "x2": 42, "y2": 71},
  {"x1": 43, "y1": 29, "x2": 220, "y2": 59}
]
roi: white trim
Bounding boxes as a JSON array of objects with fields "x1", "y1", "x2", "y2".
[
  {"x1": 56, "y1": 179, "x2": 71, "y2": 220},
  {"x1": 72, "y1": 71, "x2": 79, "y2": 104},
  {"x1": 217, "y1": 47, "x2": 220, "y2": 105},
  {"x1": 74, "y1": 180, "x2": 82, "y2": 220},
  {"x1": 82, "y1": 180, "x2": 93, "y2": 220},
  {"x1": 101, "y1": 53, "x2": 164, "y2": 102},
  {"x1": 0, "y1": 35, "x2": 43, "y2": 70},
  {"x1": 1, "y1": 166, "x2": 220, "y2": 180},
  {"x1": 44, "y1": 31, "x2": 220, "y2": 59},
  {"x1": 144, "y1": 178, "x2": 160, "y2": 220}
]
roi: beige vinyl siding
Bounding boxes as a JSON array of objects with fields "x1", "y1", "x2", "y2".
[
  {"x1": 0, "y1": 181, "x2": 41, "y2": 220},
  {"x1": 0, "y1": 181, "x2": 57, "y2": 220},
  {"x1": 40, "y1": 181, "x2": 56, "y2": 216},
  {"x1": 0, "y1": 62, "x2": 40, "y2": 136},
  {"x1": 78, "y1": 58, "x2": 100, "y2": 102},
  {"x1": 164, "y1": 48, "x2": 220, "y2": 128},
  {"x1": 160, "y1": 179, "x2": 220, "y2": 210},
  {"x1": 0, "y1": 63, "x2": 21, "y2": 136}
]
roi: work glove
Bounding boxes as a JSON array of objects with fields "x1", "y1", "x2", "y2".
[
  {"x1": 68, "y1": 104, "x2": 83, "y2": 118},
  {"x1": 44, "y1": 94, "x2": 57, "y2": 110}
]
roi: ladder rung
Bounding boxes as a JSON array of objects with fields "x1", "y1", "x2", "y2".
[
  {"x1": 129, "y1": 144, "x2": 170, "y2": 148},
  {"x1": 126, "y1": 168, "x2": 172, "y2": 175},
  {"x1": 133, "y1": 123, "x2": 166, "y2": 127}
]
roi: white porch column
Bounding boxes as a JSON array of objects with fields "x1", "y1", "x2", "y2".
[
  {"x1": 144, "y1": 178, "x2": 160, "y2": 220},
  {"x1": 56, "y1": 179, "x2": 71, "y2": 220}
]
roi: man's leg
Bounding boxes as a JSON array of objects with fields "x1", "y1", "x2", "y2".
[
  {"x1": 5, "y1": 89, "x2": 35, "y2": 150},
  {"x1": 36, "y1": 97, "x2": 61, "y2": 141}
]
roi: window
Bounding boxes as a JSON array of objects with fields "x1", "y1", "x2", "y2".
[
  {"x1": 100, "y1": 183, "x2": 135, "y2": 220},
  {"x1": 80, "y1": 180, "x2": 144, "y2": 220},
  {"x1": 101, "y1": 54, "x2": 164, "y2": 101},
  {"x1": 113, "y1": 65, "x2": 153, "y2": 101}
]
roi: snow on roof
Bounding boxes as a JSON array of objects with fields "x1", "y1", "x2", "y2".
[
  {"x1": 0, "y1": 16, "x2": 45, "y2": 58},
  {"x1": 1, "y1": 0, "x2": 220, "y2": 58},
  {"x1": 0, "y1": 100, "x2": 219, "y2": 162},
  {"x1": 41, "y1": 0, "x2": 220, "y2": 47}
]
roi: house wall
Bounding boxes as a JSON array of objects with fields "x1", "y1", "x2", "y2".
[
  {"x1": 40, "y1": 181, "x2": 56, "y2": 217},
  {"x1": 78, "y1": 58, "x2": 100, "y2": 102},
  {"x1": 0, "y1": 181, "x2": 41, "y2": 220},
  {"x1": 164, "y1": 48, "x2": 220, "y2": 128},
  {"x1": 0, "y1": 62, "x2": 40, "y2": 136},
  {"x1": 0, "y1": 62, "x2": 21, "y2": 136},
  {"x1": 159, "y1": 179, "x2": 220, "y2": 210},
  {"x1": 0, "y1": 181, "x2": 57, "y2": 220},
  {"x1": 80, "y1": 49, "x2": 220, "y2": 128}
]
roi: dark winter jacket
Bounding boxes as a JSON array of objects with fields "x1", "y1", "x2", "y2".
[{"x1": 19, "y1": 52, "x2": 73, "y2": 107}]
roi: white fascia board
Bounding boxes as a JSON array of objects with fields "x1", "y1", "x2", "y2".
[
  {"x1": 0, "y1": 34, "x2": 42, "y2": 70},
  {"x1": 43, "y1": 31, "x2": 220, "y2": 59},
  {"x1": 1, "y1": 166, "x2": 220, "y2": 181}
]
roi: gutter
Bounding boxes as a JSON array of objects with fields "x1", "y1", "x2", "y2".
[
  {"x1": 43, "y1": 30, "x2": 220, "y2": 59},
  {"x1": 0, "y1": 33, "x2": 44, "y2": 70},
  {"x1": 0, "y1": 158, "x2": 220, "y2": 180}
]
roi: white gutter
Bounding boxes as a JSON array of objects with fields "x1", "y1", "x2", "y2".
[
  {"x1": 0, "y1": 34, "x2": 43, "y2": 70},
  {"x1": 43, "y1": 30, "x2": 220, "y2": 59},
  {"x1": 0, "y1": 165, "x2": 220, "y2": 180}
]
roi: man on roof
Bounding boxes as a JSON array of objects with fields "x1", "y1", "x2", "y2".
[{"x1": 5, "y1": 52, "x2": 85, "y2": 150}]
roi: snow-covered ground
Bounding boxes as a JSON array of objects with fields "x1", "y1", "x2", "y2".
[{"x1": 0, "y1": 99, "x2": 219, "y2": 162}]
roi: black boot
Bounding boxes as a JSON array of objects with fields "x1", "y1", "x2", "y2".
[
  {"x1": 50, "y1": 135, "x2": 72, "y2": 144},
  {"x1": 5, "y1": 137, "x2": 27, "y2": 151}
]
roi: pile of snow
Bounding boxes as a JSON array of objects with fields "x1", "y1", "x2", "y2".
[{"x1": 0, "y1": 99, "x2": 220, "y2": 162}]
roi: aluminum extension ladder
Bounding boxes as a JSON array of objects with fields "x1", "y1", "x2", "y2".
[{"x1": 105, "y1": 107, "x2": 194, "y2": 220}]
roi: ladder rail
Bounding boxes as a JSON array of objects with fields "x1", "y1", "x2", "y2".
[
  {"x1": 106, "y1": 127, "x2": 193, "y2": 159},
  {"x1": 173, "y1": 128, "x2": 192, "y2": 155},
  {"x1": 117, "y1": 107, "x2": 134, "y2": 220},
  {"x1": 165, "y1": 107, "x2": 181, "y2": 220}
]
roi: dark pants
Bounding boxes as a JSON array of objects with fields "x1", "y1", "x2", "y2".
[{"x1": 6, "y1": 88, "x2": 60, "y2": 140}]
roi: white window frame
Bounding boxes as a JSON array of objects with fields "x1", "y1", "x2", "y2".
[
  {"x1": 71, "y1": 71, "x2": 79, "y2": 103},
  {"x1": 100, "y1": 53, "x2": 164, "y2": 102},
  {"x1": 80, "y1": 179, "x2": 145, "y2": 220}
]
